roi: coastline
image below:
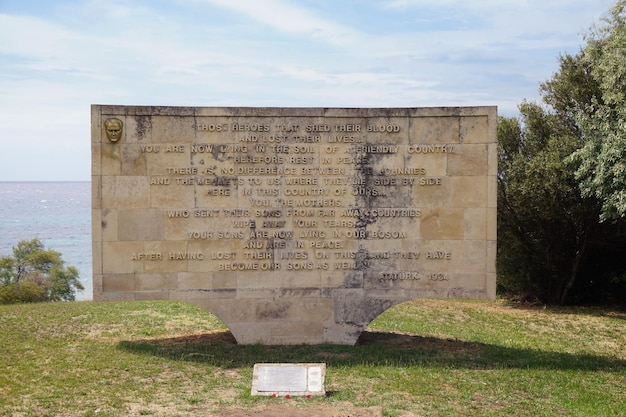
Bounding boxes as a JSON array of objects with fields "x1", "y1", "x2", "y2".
[{"x1": 0, "y1": 181, "x2": 93, "y2": 300}]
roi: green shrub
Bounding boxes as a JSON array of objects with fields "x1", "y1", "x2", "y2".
[{"x1": 0, "y1": 238, "x2": 83, "y2": 304}]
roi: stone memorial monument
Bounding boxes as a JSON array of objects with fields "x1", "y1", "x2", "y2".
[{"x1": 92, "y1": 105, "x2": 497, "y2": 345}]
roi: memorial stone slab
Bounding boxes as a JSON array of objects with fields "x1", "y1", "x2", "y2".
[
  {"x1": 251, "y1": 363, "x2": 326, "y2": 397},
  {"x1": 92, "y1": 105, "x2": 497, "y2": 345}
]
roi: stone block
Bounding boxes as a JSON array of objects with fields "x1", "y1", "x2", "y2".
[
  {"x1": 460, "y1": 115, "x2": 489, "y2": 144},
  {"x1": 448, "y1": 144, "x2": 488, "y2": 176},
  {"x1": 102, "y1": 176, "x2": 150, "y2": 208},
  {"x1": 135, "y1": 272, "x2": 178, "y2": 291},
  {"x1": 464, "y1": 207, "x2": 488, "y2": 240},
  {"x1": 102, "y1": 241, "x2": 145, "y2": 274},
  {"x1": 102, "y1": 273, "x2": 135, "y2": 292},
  {"x1": 409, "y1": 116, "x2": 460, "y2": 144},
  {"x1": 451, "y1": 176, "x2": 487, "y2": 208},
  {"x1": 420, "y1": 208, "x2": 464, "y2": 239},
  {"x1": 118, "y1": 209, "x2": 162, "y2": 241},
  {"x1": 178, "y1": 272, "x2": 213, "y2": 290}
]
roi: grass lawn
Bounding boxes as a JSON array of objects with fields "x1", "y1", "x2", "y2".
[{"x1": 0, "y1": 298, "x2": 624, "y2": 416}]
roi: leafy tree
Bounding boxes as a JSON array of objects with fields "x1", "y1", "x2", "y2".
[
  {"x1": 498, "y1": 0, "x2": 626, "y2": 304},
  {"x1": 498, "y1": 103, "x2": 599, "y2": 304},
  {"x1": 0, "y1": 238, "x2": 84, "y2": 304},
  {"x1": 569, "y1": 0, "x2": 626, "y2": 221}
]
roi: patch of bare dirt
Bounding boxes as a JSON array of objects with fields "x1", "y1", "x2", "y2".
[
  {"x1": 150, "y1": 329, "x2": 238, "y2": 346},
  {"x1": 216, "y1": 403, "x2": 383, "y2": 417}
]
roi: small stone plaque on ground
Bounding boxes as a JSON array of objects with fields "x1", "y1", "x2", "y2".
[{"x1": 251, "y1": 363, "x2": 326, "y2": 396}]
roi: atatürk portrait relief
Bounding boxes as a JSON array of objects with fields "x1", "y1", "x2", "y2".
[{"x1": 105, "y1": 118, "x2": 123, "y2": 142}]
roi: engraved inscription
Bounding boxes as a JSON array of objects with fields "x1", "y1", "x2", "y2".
[{"x1": 124, "y1": 124, "x2": 455, "y2": 272}]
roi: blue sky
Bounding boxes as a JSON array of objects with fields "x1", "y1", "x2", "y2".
[{"x1": 0, "y1": 0, "x2": 616, "y2": 181}]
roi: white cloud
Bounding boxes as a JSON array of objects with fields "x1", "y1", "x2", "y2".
[
  {"x1": 0, "y1": 0, "x2": 618, "y2": 179},
  {"x1": 200, "y1": 0, "x2": 362, "y2": 46},
  {"x1": 383, "y1": 0, "x2": 605, "y2": 13},
  {"x1": 0, "y1": 14, "x2": 77, "y2": 60}
]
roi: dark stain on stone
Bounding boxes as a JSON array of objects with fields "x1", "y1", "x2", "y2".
[
  {"x1": 256, "y1": 301, "x2": 291, "y2": 319},
  {"x1": 355, "y1": 246, "x2": 371, "y2": 271},
  {"x1": 135, "y1": 115, "x2": 152, "y2": 140},
  {"x1": 343, "y1": 272, "x2": 364, "y2": 288}
]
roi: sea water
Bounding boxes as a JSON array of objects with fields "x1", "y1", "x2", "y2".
[{"x1": 0, "y1": 182, "x2": 92, "y2": 300}]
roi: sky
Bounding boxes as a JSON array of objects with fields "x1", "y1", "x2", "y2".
[{"x1": 0, "y1": 0, "x2": 617, "y2": 181}]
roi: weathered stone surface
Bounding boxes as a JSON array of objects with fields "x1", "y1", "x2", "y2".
[{"x1": 92, "y1": 105, "x2": 497, "y2": 345}]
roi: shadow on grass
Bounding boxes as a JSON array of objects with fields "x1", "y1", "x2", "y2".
[{"x1": 118, "y1": 329, "x2": 626, "y2": 372}]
